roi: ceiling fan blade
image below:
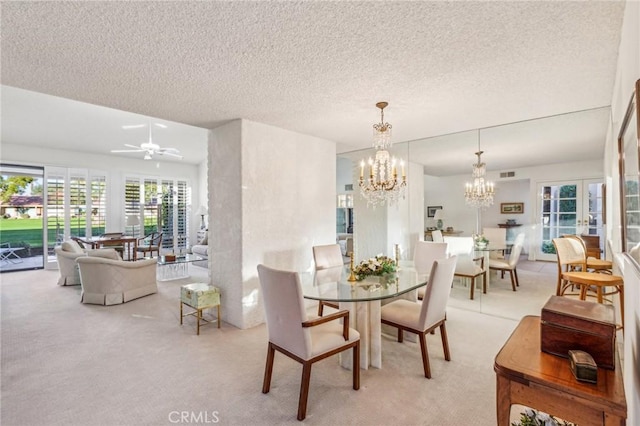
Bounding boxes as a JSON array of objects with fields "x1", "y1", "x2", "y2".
[
  {"x1": 111, "y1": 149, "x2": 145, "y2": 153},
  {"x1": 124, "y1": 144, "x2": 141, "y2": 149},
  {"x1": 157, "y1": 147, "x2": 179, "y2": 153},
  {"x1": 160, "y1": 151, "x2": 183, "y2": 159}
]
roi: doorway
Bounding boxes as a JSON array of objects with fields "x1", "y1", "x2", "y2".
[{"x1": 536, "y1": 179, "x2": 605, "y2": 261}]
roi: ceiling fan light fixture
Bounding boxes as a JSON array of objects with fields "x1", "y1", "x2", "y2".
[{"x1": 143, "y1": 152, "x2": 152, "y2": 160}]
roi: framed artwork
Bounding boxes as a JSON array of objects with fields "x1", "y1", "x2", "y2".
[
  {"x1": 427, "y1": 206, "x2": 442, "y2": 217},
  {"x1": 500, "y1": 202, "x2": 524, "y2": 214}
]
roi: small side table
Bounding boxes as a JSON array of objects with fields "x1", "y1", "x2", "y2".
[
  {"x1": 180, "y1": 283, "x2": 221, "y2": 335},
  {"x1": 494, "y1": 316, "x2": 626, "y2": 425}
]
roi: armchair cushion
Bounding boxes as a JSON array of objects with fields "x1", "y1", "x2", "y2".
[
  {"x1": 86, "y1": 248, "x2": 121, "y2": 261},
  {"x1": 61, "y1": 240, "x2": 84, "y2": 254}
]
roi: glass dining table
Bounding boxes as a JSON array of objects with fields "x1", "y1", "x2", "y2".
[{"x1": 299, "y1": 261, "x2": 429, "y2": 369}]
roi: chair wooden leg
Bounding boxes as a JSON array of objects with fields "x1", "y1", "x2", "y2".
[
  {"x1": 297, "y1": 361, "x2": 312, "y2": 421},
  {"x1": 353, "y1": 342, "x2": 360, "y2": 389},
  {"x1": 469, "y1": 277, "x2": 475, "y2": 300},
  {"x1": 483, "y1": 272, "x2": 487, "y2": 294},
  {"x1": 317, "y1": 302, "x2": 324, "y2": 317},
  {"x1": 262, "y1": 343, "x2": 276, "y2": 394},
  {"x1": 397, "y1": 328, "x2": 403, "y2": 343},
  {"x1": 440, "y1": 322, "x2": 451, "y2": 361},
  {"x1": 509, "y1": 270, "x2": 516, "y2": 291},
  {"x1": 513, "y1": 268, "x2": 519, "y2": 286},
  {"x1": 418, "y1": 332, "x2": 431, "y2": 378}
]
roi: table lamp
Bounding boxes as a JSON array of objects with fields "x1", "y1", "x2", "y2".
[
  {"x1": 434, "y1": 210, "x2": 444, "y2": 230},
  {"x1": 196, "y1": 205, "x2": 208, "y2": 230},
  {"x1": 125, "y1": 215, "x2": 140, "y2": 236}
]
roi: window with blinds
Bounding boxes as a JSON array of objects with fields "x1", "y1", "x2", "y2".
[
  {"x1": 90, "y1": 176, "x2": 107, "y2": 236},
  {"x1": 143, "y1": 179, "x2": 159, "y2": 236},
  {"x1": 124, "y1": 177, "x2": 191, "y2": 250},
  {"x1": 69, "y1": 173, "x2": 87, "y2": 237},
  {"x1": 46, "y1": 171, "x2": 65, "y2": 255}
]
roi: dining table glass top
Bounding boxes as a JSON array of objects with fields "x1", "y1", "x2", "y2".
[{"x1": 299, "y1": 261, "x2": 429, "y2": 303}]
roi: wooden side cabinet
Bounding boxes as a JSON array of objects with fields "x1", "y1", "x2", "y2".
[{"x1": 494, "y1": 316, "x2": 626, "y2": 426}]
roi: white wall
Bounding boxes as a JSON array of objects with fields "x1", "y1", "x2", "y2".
[
  {"x1": 0, "y1": 143, "x2": 203, "y2": 241},
  {"x1": 605, "y1": 1, "x2": 640, "y2": 423},
  {"x1": 425, "y1": 159, "x2": 603, "y2": 256},
  {"x1": 209, "y1": 119, "x2": 336, "y2": 329}
]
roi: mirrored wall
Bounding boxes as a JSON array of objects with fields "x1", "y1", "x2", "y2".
[{"x1": 337, "y1": 107, "x2": 610, "y2": 318}]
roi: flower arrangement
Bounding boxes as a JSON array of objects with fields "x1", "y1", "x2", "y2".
[
  {"x1": 512, "y1": 408, "x2": 574, "y2": 426},
  {"x1": 473, "y1": 233, "x2": 489, "y2": 247},
  {"x1": 353, "y1": 255, "x2": 397, "y2": 281}
]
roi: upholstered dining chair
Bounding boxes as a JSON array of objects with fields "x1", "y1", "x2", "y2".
[
  {"x1": 413, "y1": 241, "x2": 448, "y2": 300},
  {"x1": 380, "y1": 256, "x2": 457, "y2": 378},
  {"x1": 256, "y1": 264, "x2": 360, "y2": 421},
  {"x1": 552, "y1": 237, "x2": 624, "y2": 328},
  {"x1": 312, "y1": 244, "x2": 343, "y2": 316},
  {"x1": 482, "y1": 227, "x2": 507, "y2": 259},
  {"x1": 136, "y1": 232, "x2": 163, "y2": 258},
  {"x1": 444, "y1": 236, "x2": 486, "y2": 300},
  {"x1": 431, "y1": 229, "x2": 444, "y2": 242},
  {"x1": 488, "y1": 233, "x2": 525, "y2": 291}
]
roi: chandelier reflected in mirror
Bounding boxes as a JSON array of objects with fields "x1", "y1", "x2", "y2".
[
  {"x1": 359, "y1": 102, "x2": 407, "y2": 207},
  {"x1": 464, "y1": 131, "x2": 495, "y2": 208}
]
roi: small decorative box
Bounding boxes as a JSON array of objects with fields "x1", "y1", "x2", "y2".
[
  {"x1": 181, "y1": 283, "x2": 220, "y2": 309},
  {"x1": 569, "y1": 350, "x2": 598, "y2": 384}
]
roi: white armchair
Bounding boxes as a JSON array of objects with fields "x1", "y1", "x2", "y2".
[
  {"x1": 77, "y1": 257, "x2": 157, "y2": 305},
  {"x1": 55, "y1": 240, "x2": 123, "y2": 286},
  {"x1": 54, "y1": 240, "x2": 86, "y2": 286}
]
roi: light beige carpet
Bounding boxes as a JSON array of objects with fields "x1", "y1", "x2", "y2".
[{"x1": 1, "y1": 261, "x2": 557, "y2": 425}]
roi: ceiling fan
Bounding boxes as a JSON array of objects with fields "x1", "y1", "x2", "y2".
[{"x1": 111, "y1": 123, "x2": 183, "y2": 160}]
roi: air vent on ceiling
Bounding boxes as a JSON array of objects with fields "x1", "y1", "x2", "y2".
[
  {"x1": 500, "y1": 171, "x2": 516, "y2": 178},
  {"x1": 345, "y1": 184, "x2": 353, "y2": 191}
]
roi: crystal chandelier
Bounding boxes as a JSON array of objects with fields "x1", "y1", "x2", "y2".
[
  {"x1": 359, "y1": 102, "x2": 407, "y2": 207},
  {"x1": 464, "y1": 133, "x2": 495, "y2": 208}
]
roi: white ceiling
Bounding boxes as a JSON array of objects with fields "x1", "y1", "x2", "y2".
[{"x1": 0, "y1": 1, "x2": 626, "y2": 172}]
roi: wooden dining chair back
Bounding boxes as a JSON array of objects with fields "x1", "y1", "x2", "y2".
[
  {"x1": 71, "y1": 237, "x2": 97, "y2": 250},
  {"x1": 413, "y1": 241, "x2": 448, "y2": 300},
  {"x1": 552, "y1": 237, "x2": 624, "y2": 329},
  {"x1": 489, "y1": 233, "x2": 525, "y2": 291},
  {"x1": 312, "y1": 244, "x2": 343, "y2": 315},
  {"x1": 444, "y1": 236, "x2": 486, "y2": 300},
  {"x1": 562, "y1": 234, "x2": 612, "y2": 274},
  {"x1": 136, "y1": 232, "x2": 163, "y2": 258},
  {"x1": 257, "y1": 264, "x2": 360, "y2": 421},
  {"x1": 381, "y1": 256, "x2": 457, "y2": 378}
]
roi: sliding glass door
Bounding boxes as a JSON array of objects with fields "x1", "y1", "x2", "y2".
[
  {"x1": 0, "y1": 164, "x2": 45, "y2": 272},
  {"x1": 44, "y1": 167, "x2": 108, "y2": 268}
]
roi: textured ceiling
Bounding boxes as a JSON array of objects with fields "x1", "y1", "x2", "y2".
[{"x1": 0, "y1": 1, "x2": 626, "y2": 171}]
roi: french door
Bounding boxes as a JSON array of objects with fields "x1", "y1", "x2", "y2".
[{"x1": 536, "y1": 179, "x2": 605, "y2": 261}]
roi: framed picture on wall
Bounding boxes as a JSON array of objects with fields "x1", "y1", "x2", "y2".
[
  {"x1": 427, "y1": 206, "x2": 442, "y2": 217},
  {"x1": 500, "y1": 202, "x2": 524, "y2": 214}
]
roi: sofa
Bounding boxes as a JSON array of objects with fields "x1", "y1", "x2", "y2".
[
  {"x1": 55, "y1": 240, "x2": 122, "y2": 286},
  {"x1": 77, "y1": 256, "x2": 158, "y2": 305},
  {"x1": 190, "y1": 232, "x2": 208, "y2": 268}
]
